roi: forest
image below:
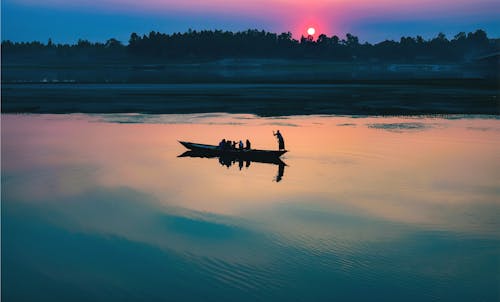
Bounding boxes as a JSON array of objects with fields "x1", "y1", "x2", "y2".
[{"x1": 2, "y1": 29, "x2": 498, "y2": 63}]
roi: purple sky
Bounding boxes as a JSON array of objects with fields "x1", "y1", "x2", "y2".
[{"x1": 2, "y1": 0, "x2": 499, "y2": 43}]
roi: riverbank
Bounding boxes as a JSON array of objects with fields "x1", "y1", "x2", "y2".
[
  {"x1": 2, "y1": 81, "x2": 498, "y2": 116},
  {"x1": 2, "y1": 59, "x2": 498, "y2": 116}
]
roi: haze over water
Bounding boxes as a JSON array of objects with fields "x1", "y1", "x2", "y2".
[{"x1": 2, "y1": 113, "x2": 499, "y2": 301}]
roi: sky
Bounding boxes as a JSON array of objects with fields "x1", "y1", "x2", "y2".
[{"x1": 2, "y1": 0, "x2": 499, "y2": 43}]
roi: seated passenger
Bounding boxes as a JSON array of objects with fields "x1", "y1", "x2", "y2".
[
  {"x1": 219, "y1": 139, "x2": 226, "y2": 150},
  {"x1": 245, "y1": 139, "x2": 251, "y2": 150}
]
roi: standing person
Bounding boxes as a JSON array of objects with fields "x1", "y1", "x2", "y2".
[
  {"x1": 273, "y1": 130, "x2": 285, "y2": 150},
  {"x1": 245, "y1": 139, "x2": 251, "y2": 150},
  {"x1": 238, "y1": 140, "x2": 244, "y2": 149}
]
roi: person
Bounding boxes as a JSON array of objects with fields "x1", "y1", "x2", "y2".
[
  {"x1": 273, "y1": 130, "x2": 285, "y2": 150},
  {"x1": 238, "y1": 140, "x2": 244, "y2": 149},
  {"x1": 245, "y1": 139, "x2": 251, "y2": 150},
  {"x1": 219, "y1": 139, "x2": 226, "y2": 150},
  {"x1": 232, "y1": 141, "x2": 237, "y2": 149}
]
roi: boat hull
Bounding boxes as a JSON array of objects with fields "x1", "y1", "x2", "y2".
[{"x1": 179, "y1": 141, "x2": 287, "y2": 160}]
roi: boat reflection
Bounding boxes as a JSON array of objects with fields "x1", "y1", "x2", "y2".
[{"x1": 178, "y1": 151, "x2": 286, "y2": 182}]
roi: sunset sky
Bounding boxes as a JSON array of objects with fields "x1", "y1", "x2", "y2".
[{"x1": 2, "y1": 0, "x2": 499, "y2": 43}]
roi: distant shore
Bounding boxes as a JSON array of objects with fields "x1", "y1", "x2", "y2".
[
  {"x1": 2, "y1": 59, "x2": 498, "y2": 116},
  {"x1": 2, "y1": 81, "x2": 498, "y2": 116}
]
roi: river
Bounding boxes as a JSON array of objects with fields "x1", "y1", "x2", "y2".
[{"x1": 2, "y1": 113, "x2": 499, "y2": 301}]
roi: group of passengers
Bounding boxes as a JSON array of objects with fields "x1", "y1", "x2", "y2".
[{"x1": 218, "y1": 139, "x2": 251, "y2": 150}]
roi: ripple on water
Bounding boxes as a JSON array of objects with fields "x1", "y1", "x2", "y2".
[{"x1": 366, "y1": 122, "x2": 431, "y2": 132}]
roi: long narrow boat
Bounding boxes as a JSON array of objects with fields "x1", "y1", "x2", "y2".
[{"x1": 179, "y1": 141, "x2": 287, "y2": 159}]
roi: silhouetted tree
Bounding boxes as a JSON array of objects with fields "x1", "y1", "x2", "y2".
[{"x1": 2, "y1": 29, "x2": 498, "y2": 63}]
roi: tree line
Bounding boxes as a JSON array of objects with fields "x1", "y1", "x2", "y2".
[{"x1": 2, "y1": 29, "x2": 498, "y2": 62}]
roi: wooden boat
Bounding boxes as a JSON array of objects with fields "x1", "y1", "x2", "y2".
[{"x1": 179, "y1": 141, "x2": 287, "y2": 159}]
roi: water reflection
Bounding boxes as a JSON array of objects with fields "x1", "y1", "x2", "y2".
[
  {"x1": 2, "y1": 113, "x2": 499, "y2": 302},
  {"x1": 178, "y1": 150, "x2": 287, "y2": 182}
]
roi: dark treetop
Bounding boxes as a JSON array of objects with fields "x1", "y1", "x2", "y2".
[{"x1": 2, "y1": 29, "x2": 499, "y2": 63}]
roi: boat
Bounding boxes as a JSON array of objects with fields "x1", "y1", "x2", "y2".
[
  {"x1": 178, "y1": 141, "x2": 287, "y2": 182},
  {"x1": 178, "y1": 141, "x2": 287, "y2": 160}
]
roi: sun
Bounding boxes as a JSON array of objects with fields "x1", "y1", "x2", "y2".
[{"x1": 307, "y1": 27, "x2": 316, "y2": 36}]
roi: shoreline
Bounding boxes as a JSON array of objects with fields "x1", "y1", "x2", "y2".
[{"x1": 2, "y1": 82, "x2": 498, "y2": 116}]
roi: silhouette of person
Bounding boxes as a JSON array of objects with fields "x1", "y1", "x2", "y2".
[
  {"x1": 219, "y1": 139, "x2": 226, "y2": 150},
  {"x1": 238, "y1": 140, "x2": 244, "y2": 149},
  {"x1": 273, "y1": 130, "x2": 285, "y2": 150},
  {"x1": 245, "y1": 139, "x2": 251, "y2": 150},
  {"x1": 275, "y1": 162, "x2": 285, "y2": 182}
]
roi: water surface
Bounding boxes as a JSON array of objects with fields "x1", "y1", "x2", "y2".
[{"x1": 2, "y1": 113, "x2": 499, "y2": 301}]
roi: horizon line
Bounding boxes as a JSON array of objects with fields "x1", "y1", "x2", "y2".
[{"x1": 2, "y1": 28, "x2": 497, "y2": 45}]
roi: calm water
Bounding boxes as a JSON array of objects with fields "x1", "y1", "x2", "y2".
[{"x1": 2, "y1": 113, "x2": 499, "y2": 301}]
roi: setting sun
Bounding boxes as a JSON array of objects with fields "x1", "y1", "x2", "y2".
[{"x1": 307, "y1": 27, "x2": 315, "y2": 36}]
